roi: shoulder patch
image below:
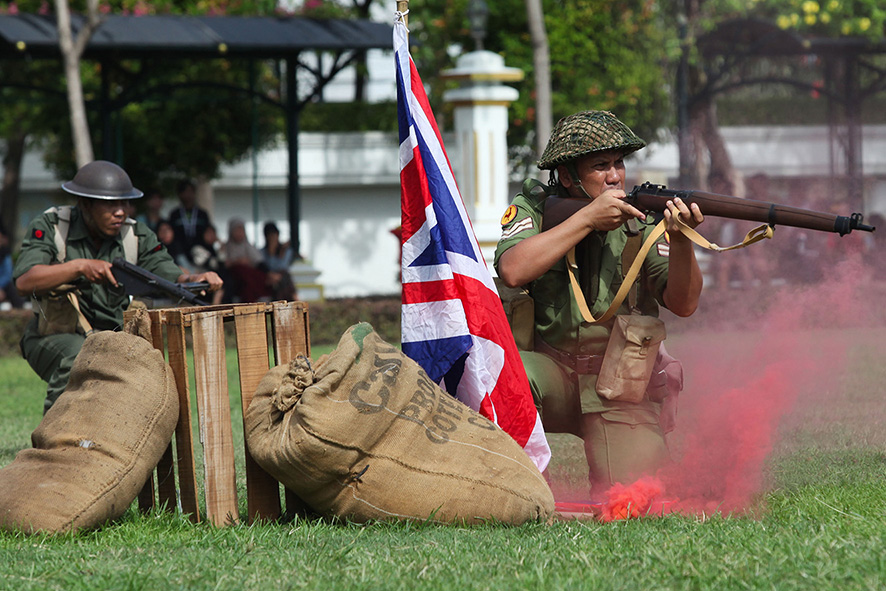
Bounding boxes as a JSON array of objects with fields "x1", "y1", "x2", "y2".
[
  {"x1": 500, "y1": 217, "x2": 534, "y2": 240},
  {"x1": 32, "y1": 228, "x2": 45, "y2": 240},
  {"x1": 501, "y1": 205, "x2": 518, "y2": 226}
]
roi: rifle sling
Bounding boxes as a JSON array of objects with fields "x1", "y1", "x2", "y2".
[
  {"x1": 566, "y1": 219, "x2": 773, "y2": 324},
  {"x1": 66, "y1": 291, "x2": 95, "y2": 336}
]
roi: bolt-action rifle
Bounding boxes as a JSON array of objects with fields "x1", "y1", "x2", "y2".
[
  {"x1": 541, "y1": 181, "x2": 877, "y2": 235},
  {"x1": 111, "y1": 258, "x2": 210, "y2": 306}
]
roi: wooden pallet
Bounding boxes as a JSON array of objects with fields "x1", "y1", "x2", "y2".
[{"x1": 125, "y1": 301, "x2": 310, "y2": 526}]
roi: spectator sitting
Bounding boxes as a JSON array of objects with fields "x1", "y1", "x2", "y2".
[
  {"x1": 136, "y1": 188, "x2": 166, "y2": 234},
  {"x1": 0, "y1": 220, "x2": 24, "y2": 309},
  {"x1": 224, "y1": 217, "x2": 272, "y2": 302},
  {"x1": 156, "y1": 219, "x2": 191, "y2": 272},
  {"x1": 168, "y1": 179, "x2": 211, "y2": 256},
  {"x1": 189, "y1": 224, "x2": 227, "y2": 304},
  {"x1": 261, "y1": 222, "x2": 297, "y2": 301}
]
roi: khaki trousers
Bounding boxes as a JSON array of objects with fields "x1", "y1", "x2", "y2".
[{"x1": 520, "y1": 350, "x2": 670, "y2": 493}]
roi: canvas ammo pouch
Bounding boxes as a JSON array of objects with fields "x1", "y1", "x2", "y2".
[
  {"x1": 35, "y1": 288, "x2": 88, "y2": 336},
  {"x1": 595, "y1": 313, "x2": 666, "y2": 403}
]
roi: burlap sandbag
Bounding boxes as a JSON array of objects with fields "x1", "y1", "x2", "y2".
[
  {"x1": 0, "y1": 314, "x2": 178, "y2": 534},
  {"x1": 245, "y1": 323, "x2": 554, "y2": 524}
]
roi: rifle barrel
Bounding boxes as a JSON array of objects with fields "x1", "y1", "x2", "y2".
[{"x1": 628, "y1": 183, "x2": 875, "y2": 236}]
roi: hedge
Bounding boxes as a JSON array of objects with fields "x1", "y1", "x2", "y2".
[{"x1": 0, "y1": 297, "x2": 401, "y2": 358}]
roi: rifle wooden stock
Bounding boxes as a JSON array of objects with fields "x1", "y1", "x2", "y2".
[{"x1": 542, "y1": 182, "x2": 876, "y2": 236}]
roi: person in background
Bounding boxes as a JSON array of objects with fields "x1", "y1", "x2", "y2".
[
  {"x1": 0, "y1": 219, "x2": 25, "y2": 309},
  {"x1": 168, "y1": 179, "x2": 211, "y2": 256},
  {"x1": 155, "y1": 219, "x2": 190, "y2": 271},
  {"x1": 223, "y1": 217, "x2": 272, "y2": 302},
  {"x1": 261, "y1": 222, "x2": 296, "y2": 301},
  {"x1": 14, "y1": 161, "x2": 222, "y2": 412},
  {"x1": 189, "y1": 224, "x2": 227, "y2": 304},
  {"x1": 136, "y1": 188, "x2": 166, "y2": 234},
  {"x1": 865, "y1": 213, "x2": 886, "y2": 280}
]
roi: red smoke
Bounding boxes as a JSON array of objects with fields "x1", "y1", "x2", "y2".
[
  {"x1": 599, "y1": 476, "x2": 665, "y2": 521},
  {"x1": 573, "y1": 256, "x2": 874, "y2": 520}
]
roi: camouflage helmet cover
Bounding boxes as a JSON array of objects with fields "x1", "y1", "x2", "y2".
[
  {"x1": 537, "y1": 110, "x2": 646, "y2": 170},
  {"x1": 61, "y1": 160, "x2": 143, "y2": 200}
]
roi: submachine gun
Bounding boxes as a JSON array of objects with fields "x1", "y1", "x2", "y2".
[
  {"x1": 542, "y1": 181, "x2": 877, "y2": 236},
  {"x1": 111, "y1": 258, "x2": 210, "y2": 306}
]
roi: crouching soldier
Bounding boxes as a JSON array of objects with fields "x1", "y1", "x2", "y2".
[{"x1": 14, "y1": 160, "x2": 223, "y2": 413}]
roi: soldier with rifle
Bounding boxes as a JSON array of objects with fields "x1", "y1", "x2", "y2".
[
  {"x1": 496, "y1": 110, "x2": 875, "y2": 496},
  {"x1": 14, "y1": 160, "x2": 223, "y2": 413},
  {"x1": 495, "y1": 110, "x2": 705, "y2": 495}
]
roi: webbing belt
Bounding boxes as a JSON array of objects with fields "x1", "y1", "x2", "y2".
[{"x1": 535, "y1": 336, "x2": 603, "y2": 375}]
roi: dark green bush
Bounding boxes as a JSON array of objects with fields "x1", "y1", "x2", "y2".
[
  {"x1": 307, "y1": 295, "x2": 400, "y2": 346},
  {"x1": 0, "y1": 310, "x2": 30, "y2": 357}
]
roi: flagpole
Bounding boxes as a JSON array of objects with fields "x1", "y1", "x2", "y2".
[{"x1": 396, "y1": 0, "x2": 409, "y2": 30}]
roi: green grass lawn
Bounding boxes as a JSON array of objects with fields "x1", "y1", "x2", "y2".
[{"x1": 1, "y1": 326, "x2": 885, "y2": 590}]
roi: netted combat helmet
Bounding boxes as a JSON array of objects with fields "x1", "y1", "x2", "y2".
[
  {"x1": 61, "y1": 160, "x2": 143, "y2": 200},
  {"x1": 537, "y1": 110, "x2": 646, "y2": 171}
]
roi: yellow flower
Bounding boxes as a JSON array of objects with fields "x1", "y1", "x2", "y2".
[
  {"x1": 841, "y1": 22, "x2": 851, "y2": 35},
  {"x1": 790, "y1": 13, "x2": 800, "y2": 26},
  {"x1": 820, "y1": 12, "x2": 831, "y2": 24},
  {"x1": 859, "y1": 17, "x2": 871, "y2": 31},
  {"x1": 777, "y1": 14, "x2": 792, "y2": 29},
  {"x1": 827, "y1": 0, "x2": 839, "y2": 11},
  {"x1": 804, "y1": 14, "x2": 817, "y2": 25},
  {"x1": 802, "y1": 1, "x2": 819, "y2": 14}
]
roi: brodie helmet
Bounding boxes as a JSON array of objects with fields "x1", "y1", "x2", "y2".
[
  {"x1": 61, "y1": 160, "x2": 144, "y2": 200},
  {"x1": 537, "y1": 110, "x2": 646, "y2": 171}
]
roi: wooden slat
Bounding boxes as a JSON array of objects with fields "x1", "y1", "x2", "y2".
[
  {"x1": 192, "y1": 310, "x2": 239, "y2": 526},
  {"x1": 133, "y1": 310, "x2": 160, "y2": 512},
  {"x1": 150, "y1": 311, "x2": 178, "y2": 510},
  {"x1": 137, "y1": 473, "x2": 155, "y2": 513},
  {"x1": 166, "y1": 310, "x2": 201, "y2": 523},
  {"x1": 271, "y1": 301, "x2": 312, "y2": 517},
  {"x1": 271, "y1": 301, "x2": 310, "y2": 363},
  {"x1": 233, "y1": 305, "x2": 282, "y2": 522}
]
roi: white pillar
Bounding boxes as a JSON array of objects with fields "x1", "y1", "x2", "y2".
[{"x1": 442, "y1": 51, "x2": 524, "y2": 272}]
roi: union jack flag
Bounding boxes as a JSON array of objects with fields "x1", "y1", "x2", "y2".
[{"x1": 394, "y1": 16, "x2": 551, "y2": 471}]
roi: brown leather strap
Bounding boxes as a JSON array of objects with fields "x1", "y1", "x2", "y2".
[{"x1": 567, "y1": 220, "x2": 667, "y2": 325}]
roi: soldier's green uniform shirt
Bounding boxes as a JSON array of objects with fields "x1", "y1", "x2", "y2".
[
  {"x1": 14, "y1": 207, "x2": 183, "y2": 330},
  {"x1": 14, "y1": 206, "x2": 182, "y2": 411},
  {"x1": 493, "y1": 182, "x2": 672, "y2": 419}
]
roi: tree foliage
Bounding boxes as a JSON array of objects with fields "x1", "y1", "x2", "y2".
[
  {"x1": 0, "y1": 0, "x2": 306, "y2": 197},
  {"x1": 408, "y1": 0, "x2": 673, "y2": 166}
]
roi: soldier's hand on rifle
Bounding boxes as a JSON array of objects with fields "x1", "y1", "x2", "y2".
[
  {"x1": 581, "y1": 188, "x2": 646, "y2": 233},
  {"x1": 178, "y1": 271, "x2": 223, "y2": 293},
  {"x1": 79, "y1": 259, "x2": 120, "y2": 287},
  {"x1": 663, "y1": 197, "x2": 704, "y2": 238}
]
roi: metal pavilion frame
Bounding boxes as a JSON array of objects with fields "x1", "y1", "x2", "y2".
[{"x1": 0, "y1": 12, "x2": 393, "y2": 254}]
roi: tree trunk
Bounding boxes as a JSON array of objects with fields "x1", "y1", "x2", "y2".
[
  {"x1": 351, "y1": 0, "x2": 372, "y2": 102},
  {"x1": 689, "y1": 96, "x2": 739, "y2": 195},
  {"x1": 525, "y1": 0, "x2": 551, "y2": 168},
  {"x1": 55, "y1": 0, "x2": 102, "y2": 168},
  {"x1": 1, "y1": 131, "x2": 26, "y2": 245}
]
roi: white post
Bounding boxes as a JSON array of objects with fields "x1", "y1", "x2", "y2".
[{"x1": 442, "y1": 51, "x2": 524, "y2": 272}]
